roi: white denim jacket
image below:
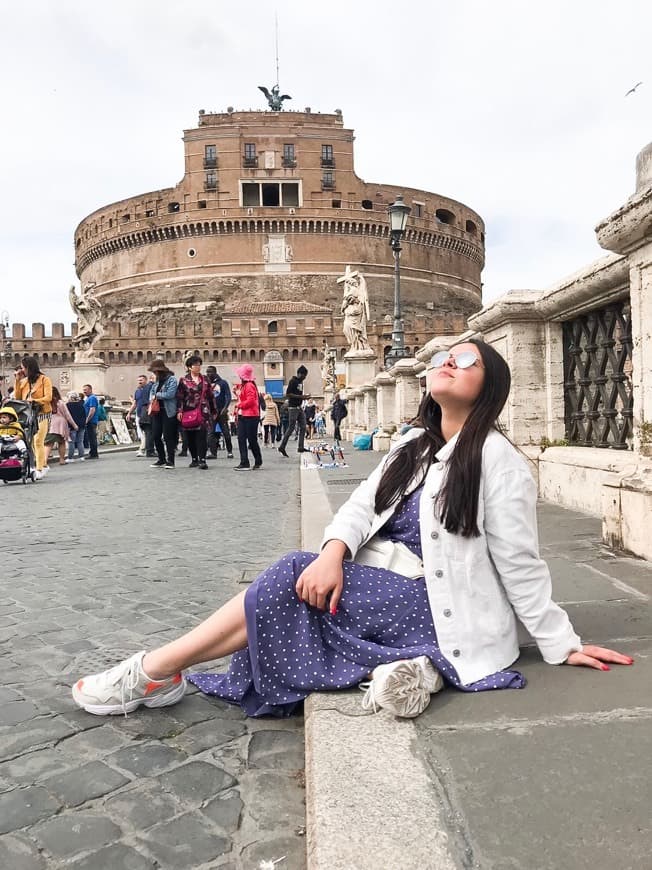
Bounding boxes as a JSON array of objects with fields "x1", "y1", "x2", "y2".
[{"x1": 321, "y1": 427, "x2": 582, "y2": 686}]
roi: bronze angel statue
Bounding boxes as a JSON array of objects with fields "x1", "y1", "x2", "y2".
[{"x1": 258, "y1": 84, "x2": 291, "y2": 112}]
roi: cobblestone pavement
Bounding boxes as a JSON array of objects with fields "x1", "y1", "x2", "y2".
[{"x1": 0, "y1": 448, "x2": 307, "y2": 869}]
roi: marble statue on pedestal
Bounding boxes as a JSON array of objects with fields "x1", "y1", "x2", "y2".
[
  {"x1": 321, "y1": 342, "x2": 337, "y2": 391},
  {"x1": 69, "y1": 284, "x2": 105, "y2": 363},
  {"x1": 338, "y1": 266, "x2": 370, "y2": 352}
]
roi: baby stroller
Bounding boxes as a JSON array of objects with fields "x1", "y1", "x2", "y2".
[{"x1": 0, "y1": 399, "x2": 37, "y2": 484}]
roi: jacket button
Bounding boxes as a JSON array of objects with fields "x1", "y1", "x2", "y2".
[
  {"x1": 443, "y1": 609, "x2": 452, "y2": 617},
  {"x1": 452, "y1": 649, "x2": 461, "y2": 657},
  {"x1": 431, "y1": 531, "x2": 439, "y2": 540},
  {"x1": 434, "y1": 570, "x2": 443, "y2": 578}
]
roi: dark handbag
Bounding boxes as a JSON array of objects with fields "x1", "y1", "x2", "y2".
[
  {"x1": 138, "y1": 407, "x2": 152, "y2": 427},
  {"x1": 181, "y1": 406, "x2": 203, "y2": 429},
  {"x1": 148, "y1": 397, "x2": 160, "y2": 415}
]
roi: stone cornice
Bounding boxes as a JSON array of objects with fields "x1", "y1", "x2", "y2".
[
  {"x1": 467, "y1": 291, "x2": 544, "y2": 332},
  {"x1": 76, "y1": 217, "x2": 485, "y2": 275},
  {"x1": 373, "y1": 372, "x2": 396, "y2": 387},
  {"x1": 595, "y1": 184, "x2": 652, "y2": 255},
  {"x1": 387, "y1": 357, "x2": 420, "y2": 378},
  {"x1": 534, "y1": 253, "x2": 629, "y2": 320}
]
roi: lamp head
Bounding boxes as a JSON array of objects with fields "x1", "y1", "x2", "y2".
[{"x1": 388, "y1": 195, "x2": 411, "y2": 238}]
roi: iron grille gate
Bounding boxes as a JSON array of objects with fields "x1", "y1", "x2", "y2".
[{"x1": 563, "y1": 301, "x2": 633, "y2": 449}]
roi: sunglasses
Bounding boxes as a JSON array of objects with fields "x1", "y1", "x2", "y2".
[{"x1": 429, "y1": 350, "x2": 482, "y2": 370}]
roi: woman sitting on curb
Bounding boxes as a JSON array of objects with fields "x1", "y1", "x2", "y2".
[{"x1": 72, "y1": 340, "x2": 633, "y2": 719}]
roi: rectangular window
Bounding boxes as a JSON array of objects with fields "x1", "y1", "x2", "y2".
[
  {"x1": 321, "y1": 144, "x2": 334, "y2": 166},
  {"x1": 204, "y1": 144, "x2": 217, "y2": 168},
  {"x1": 262, "y1": 183, "x2": 280, "y2": 207},
  {"x1": 240, "y1": 181, "x2": 301, "y2": 208},
  {"x1": 198, "y1": 199, "x2": 207, "y2": 209},
  {"x1": 283, "y1": 143, "x2": 296, "y2": 166},
  {"x1": 244, "y1": 143, "x2": 256, "y2": 158},
  {"x1": 322, "y1": 171, "x2": 334, "y2": 188},
  {"x1": 281, "y1": 183, "x2": 299, "y2": 207},
  {"x1": 205, "y1": 171, "x2": 218, "y2": 190},
  {"x1": 242, "y1": 183, "x2": 260, "y2": 207},
  {"x1": 413, "y1": 202, "x2": 423, "y2": 218}
]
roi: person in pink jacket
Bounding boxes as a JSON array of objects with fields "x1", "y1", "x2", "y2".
[
  {"x1": 233, "y1": 364, "x2": 263, "y2": 471},
  {"x1": 45, "y1": 387, "x2": 78, "y2": 469}
]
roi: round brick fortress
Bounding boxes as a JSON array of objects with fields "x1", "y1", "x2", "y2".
[{"x1": 74, "y1": 108, "x2": 485, "y2": 359}]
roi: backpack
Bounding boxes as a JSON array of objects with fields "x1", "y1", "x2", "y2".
[
  {"x1": 259, "y1": 393, "x2": 267, "y2": 413},
  {"x1": 215, "y1": 378, "x2": 232, "y2": 410}
]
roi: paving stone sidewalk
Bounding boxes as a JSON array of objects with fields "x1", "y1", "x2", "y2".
[
  {"x1": 0, "y1": 449, "x2": 307, "y2": 870},
  {"x1": 305, "y1": 445, "x2": 652, "y2": 870}
]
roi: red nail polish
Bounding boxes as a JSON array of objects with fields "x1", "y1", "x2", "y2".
[
  {"x1": 330, "y1": 607, "x2": 337, "y2": 616},
  {"x1": 600, "y1": 664, "x2": 610, "y2": 671},
  {"x1": 627, "y1": 657, "x2": 635, "y2": 664}
]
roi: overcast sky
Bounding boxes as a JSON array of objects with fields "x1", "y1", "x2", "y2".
[{"x1": 1, "y1": 0, "x2": 650, "y2": 330}]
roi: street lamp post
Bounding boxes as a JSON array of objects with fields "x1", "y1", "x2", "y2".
[
  {"x1": 385, "y1": 195, "x2": 411, "y2": 369},
  {"x1": 0, "y1": 310, "x2": 10, "y2": 392}
]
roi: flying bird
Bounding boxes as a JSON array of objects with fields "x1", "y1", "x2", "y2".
[{"x1": 625, "y1": 81, "x2": 643, "y2": 97}]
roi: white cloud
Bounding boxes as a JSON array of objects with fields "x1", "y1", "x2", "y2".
[{"x1": 1, "y1": 0, "x2": 650, "y2": 328}]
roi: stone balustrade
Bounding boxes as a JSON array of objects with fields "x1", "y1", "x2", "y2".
[{"x1": 341, "y1": 140, "x2": 652, "y2": 560}]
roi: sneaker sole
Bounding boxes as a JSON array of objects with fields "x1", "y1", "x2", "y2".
[{"x1": 72, "y1": 677, "x2": 187, "y2": 716}]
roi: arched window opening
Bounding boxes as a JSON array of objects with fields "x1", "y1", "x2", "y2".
[
  {"x1": 435, "y1": 209, "x2": 456, "y2": 225},
  {"x1": 465, "y1": 219, "x2": 477, "y2": 235}
]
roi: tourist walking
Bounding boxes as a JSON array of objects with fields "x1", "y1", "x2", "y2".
[
  {"x1": 233, "y1": 364, "x2": 263, "y2": 470},
  {"x1": 14, "y1": 356, "x2": 53, "y2": 479},
  {"x1": 176, "y1": 355, "x2": 216, "y2": 470},
  {"x1": 278, "y1": 365, "x2": 309, "y2": 457},
  {"x1": 45, "y1": 387, "x2": 78, "y2": 467},
  {"x1": 73, "y1": 339, "x2": 634, "y2": 722},
  {"x1": 148, "y1": 360, "x2": 179, "y2": 469},
  {"x1": 206, "y1": 365, "x2": 233, "y2": 458},
  {"x1": 127, "y1": 375, "x2": 152, "y2": 457},
  {"x1": 262, "y1": 394, "x2": 280, "y2": 446},
  {"x1": 66, "y1": 392, "x2": 86, "y2": 462},
  {"x1": 330, "y1": 392, "x2": 348, "y2": 442},
  {"x1": 82, "y1": 384, "x2": 100, "y2": 459}
]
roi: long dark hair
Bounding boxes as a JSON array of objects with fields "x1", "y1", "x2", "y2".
[
  {"x1": 23, "y1": 356, "x2": 42, "y2": 384},
  {"x1": 51, "y1": 386, "x2": 62, "y2": 413},
  {"x1": 374, "y1": 339, "x2": 511, "y2": 537}
]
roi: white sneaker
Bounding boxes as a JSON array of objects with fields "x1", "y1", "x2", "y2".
[
  {"x1": 72, "y1": 651, "x2": 186, "y2": 716},
  {"x1": 64, "y1": 458, "x2": 74, "y2": 464},
  {"x1": 79, "y1": 457, "x2": 86, "y2": 462},
  {"x1": 135, "y1": 451, "x2": 145, "y2": 457},
  {"x1": 33, "y1": 470, "x2": 43, "y2": 480},
  {"x1": 361, "y1": 656, "x2": 444, "y2": 718},
  {"x1": 41, "y1": 466, "x2": 50, "y2": 476}
]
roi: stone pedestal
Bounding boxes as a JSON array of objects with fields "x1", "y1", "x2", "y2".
[
  {"x1": 360, "y1": 384, "x2": 377, "y2": 432},
  {"x1": 372, "y1": 372, "x2": 397, "y2": 450},
  {"x1": 70, "y1": 361, "x2": 109, "y2": 395},
  {"x1": 323, "y1": 385, "x2": 335, "y2": 436},
  {"x1": 388, "y1": 358, "x2": 423, "y2": 426},
  {"x1": 344, "y1": 349, "x2": 377, "y2": 390}
]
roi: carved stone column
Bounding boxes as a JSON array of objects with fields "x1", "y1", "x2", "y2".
[
  {"x1": 360, "y1": 383, "x2": 378, "y2": 431},
  {"x1": 372, "y1": 372, "x2": 397, "y2": 450},
  {"x1": 388, "y1": 358, "x2": 423, "y2": 427}
]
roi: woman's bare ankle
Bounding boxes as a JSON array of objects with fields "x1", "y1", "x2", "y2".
[{"x1": 141, "y1": 652, "x2": 176, "y2": 681}]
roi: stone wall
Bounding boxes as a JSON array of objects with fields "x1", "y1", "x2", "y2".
[{"x1": 338, "y1": 141, "x2": 652, "y2": 561}]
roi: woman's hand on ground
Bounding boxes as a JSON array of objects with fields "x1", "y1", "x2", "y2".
[
  {"x1": 296, "y1": 542, "x2": 346, "y2": 613},
  {"x1": 565, "y1": 644, "x2": 634, "y2": 671}
]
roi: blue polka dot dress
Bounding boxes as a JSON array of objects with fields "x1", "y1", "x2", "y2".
[{"x1": 188, "y1": 485, "x2": 525, "y2": 716}]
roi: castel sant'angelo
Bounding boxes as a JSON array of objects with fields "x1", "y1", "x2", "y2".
[{"x1": 12, "y1": 89, "x2": 485, "y2": 400}]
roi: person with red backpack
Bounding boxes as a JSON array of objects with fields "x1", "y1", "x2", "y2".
[{"x1": 233, "y1": 364, "x2": 263, "y2": 471}]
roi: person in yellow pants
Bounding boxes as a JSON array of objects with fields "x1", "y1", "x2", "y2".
[{"x1": 14, "y1": 356, "x2": 53, "y2": 479}]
